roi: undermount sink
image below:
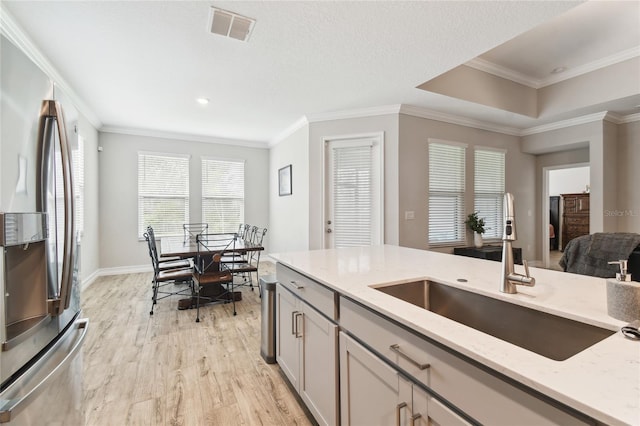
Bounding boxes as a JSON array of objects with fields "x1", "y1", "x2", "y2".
[{"x1": 373, "y1": 280, "x2": 614, "y2": 361}]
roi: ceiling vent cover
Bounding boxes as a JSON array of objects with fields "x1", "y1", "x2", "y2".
[{"x1": 208, "y1": 7, "x2": 255, "y2": 42}]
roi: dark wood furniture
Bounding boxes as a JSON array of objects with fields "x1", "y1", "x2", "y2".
[
  {"x1": 629, "y1": 247, "x2": 640, "y2": 278},
  {"x1": 454, "y1": 245, "x2": 522, "y2": 265},
  {"x1": 561, "y1": 193, "x2": 589, "y2": 250},
  {"x1": 550, "y1": 196, "x2": 560, "y2": 251},
  {"x1": 160, "y1": 234, "x2": 263, "y2": 258}
]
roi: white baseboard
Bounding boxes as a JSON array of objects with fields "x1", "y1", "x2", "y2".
[
  {"x1": 80, "y1": 257, "x2": 276, "y2": 292},
  {"x1": 81, "y1": 264, "x2": 152, "y2": 291}
]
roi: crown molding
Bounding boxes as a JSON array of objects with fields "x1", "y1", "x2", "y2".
[
  {"x1": 465, "y1": 58, "x2": 541, "y2": 88},
  {"x1": 468, "y1": 46, "x2": 640, "y2": 90},
  {"x1": 520, "y1": 111, "x2": 609, "y2": 136},
  {"x1": 100, "y1": 126, "x2": 268, "y2": 149},
  {"x1": 269, "y1": 116, "x2": 309, "y2": 147},
  {"x1": 274, "y1": 103, "x2": 640, "y2": 142},
  {"x1": 399, "y1": 105, "x2": 522, "y2": 136},
  {"x1": 618, "y1": 112, "x2": 640, "y2": 124},
  {"x1": 0, "y1": 6, "x2": 103, "y2": 129},
  {"x1": 306, "y1": 104, "x2": 402, "y2": 123},
  {"x1": 540, "y1": 46, "x2": 640, "y2": 88}
]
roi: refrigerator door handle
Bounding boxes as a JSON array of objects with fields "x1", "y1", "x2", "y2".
[
  {"x1": 40, "y1": 100, "x2": 75, "y2": 315},
  {"x1": 0, "y1": 318, "x2": 88, "y2": 423},
  {"x1": 54, "y1": 100, "x2": 75, "y2": 313}
]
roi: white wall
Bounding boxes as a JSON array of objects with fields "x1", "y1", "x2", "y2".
[
  {"x1": 269, "y1": 124, "x2": 310, "y2": 254},
  {"x1": 549, "y1": 166, "x2": 589, "y2": 196},
  {"x1": 77, "y1": 114, "x2": 100, "y2": 283},
  {"x1": 98, "y1": 132, "x2": 269, "y2": 270}
]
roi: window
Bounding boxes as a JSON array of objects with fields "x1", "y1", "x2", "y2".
[
  {"x1": 137, "y1": 152, "x2": 189, "y2": 238},
  {"x1": 428, "y1": 140, "x2": 466, "y2": 245},
  {"x1": 202, "y1": 158, "x2": 244, "y2": 233},
  {"x1": 474, "y1": 148, "x2": 505, "y2": 240}
]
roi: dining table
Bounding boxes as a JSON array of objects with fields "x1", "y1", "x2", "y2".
[{"x1": 160, "y1": 233, "x2": 264, "y2": 258}]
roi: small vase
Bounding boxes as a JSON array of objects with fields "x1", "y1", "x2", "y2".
[{"x1": 474, "y1": 232, "x2": 483, "y2": 248}]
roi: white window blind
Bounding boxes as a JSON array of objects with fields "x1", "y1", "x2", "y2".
[
  {"x1": 474, "y1": 148, "x2": 505, "y2": 240},
  {"x1": 202, "y1": 158, "x2": 244, "y2": 233},
  {"x1": 428, "y1": 141, "x2": 466, "y2": 245},
  {"x1": 138, "y1": 152, "x2": 189, "y2": 238},
  {"x1": 332, "y1": 144, "x2": 373, "y2": 247}
]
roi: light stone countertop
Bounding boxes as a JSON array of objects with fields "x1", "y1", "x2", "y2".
[{"x1": 270, "y1": 245, "x2": 640, "y2": 426}]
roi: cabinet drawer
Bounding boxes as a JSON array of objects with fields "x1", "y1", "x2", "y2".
[
  {"x1": 564, "y1": 198, "x2": 577, "y2": 213},
  {"x1": 565, "y1": 216, "x2": 588, "y2": 225},
  {"x1": 340, "y1": 297, "x2": 593, "y2": 425},
  {"x1": 277, "y1": 263, "x2": 336, "y2": 320}
]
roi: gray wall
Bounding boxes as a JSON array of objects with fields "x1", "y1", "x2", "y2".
[
  {"x1": 399, "y1": 114, "x2": 537, "y2": 260},
  {"x1": 526, "y1": 117, "x2": 640, "y2": 260},
  {"x1": 98, "y1": 132, "x2": 269, "y2": 270},
  {"x1": 618, "y1": 120, "x2": 640, "y2": 231},
  {"x1": 269, "y1": 124, "x2": 310, "y2": 254}
]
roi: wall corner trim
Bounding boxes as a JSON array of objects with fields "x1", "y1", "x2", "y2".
[{"x1": 269, "y1": 116, "x2": 309, "y2": 147}]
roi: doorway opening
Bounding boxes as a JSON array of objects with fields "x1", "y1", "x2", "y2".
[{"x1": 542, "y1": 163, "x2": 590, "y2": 269}]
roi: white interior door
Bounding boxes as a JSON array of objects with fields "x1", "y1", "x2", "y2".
[{"x1": 324, "y1": 134, "x2": 383, "y2": 249}]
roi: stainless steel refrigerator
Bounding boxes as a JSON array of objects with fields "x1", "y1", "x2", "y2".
[{"x1": 0, "y1": 34, "x2": 88, "y2": 424}]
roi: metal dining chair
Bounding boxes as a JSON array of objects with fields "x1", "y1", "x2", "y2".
[
  {"x1": 183, "y1": 223, "x2": 209, "y2": 243},
  {"x1": 223, "y1": 227, "x2": 267, "y2": 293},
  {"x1": 147, "y1": 226, "x2": 191, "y2": 270},
  {"x1": 192, "y1": 233, "x2": 236, "y2": 322},
  {"x1": 144, "y1": 231, "x2": 193, "y2": 315}
]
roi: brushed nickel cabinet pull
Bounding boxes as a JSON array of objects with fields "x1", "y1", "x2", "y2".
[
  {"x1": 396, "y1": 402, "x2": 407, "y2": 426},
  {"x1": 294, "y1": 312, "x2": 303, "y2": 338},
  {"x1": 390, "y1": 344, "x2": 430, "y2": 370},
  {"x1": 411, "y1": 413, "x2": 422, "y2": 426},
  {"x1": 291, "y1": 311, "x2": 299, "y2": 335},
  {"x1": 290, "y1": 280, "x2": 304, "y2": 290}
]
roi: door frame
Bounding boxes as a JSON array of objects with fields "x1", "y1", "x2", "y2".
[
  {"x1": 541, "y1": 162, "x2": 589, "y2": 268},
  {"x1": 321, "y1": 132, "x2": 384, "y2": 249}
]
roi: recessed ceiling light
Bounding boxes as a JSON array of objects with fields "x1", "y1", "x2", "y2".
[
  {"x1": 551, "y1": 66, "x2": 567, "y2": 74},
  {"x1": 196, "y1": 97, "x2": 209, "y2": 105}
]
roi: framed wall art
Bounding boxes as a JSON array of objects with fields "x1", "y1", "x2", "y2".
[{"x1": 278, "y1": 164, "x2": 292, "y2": 196}]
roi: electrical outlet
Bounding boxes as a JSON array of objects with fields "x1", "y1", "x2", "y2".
[{"x1": 405, "y1": 211, "x2": 415, "y2": 220}]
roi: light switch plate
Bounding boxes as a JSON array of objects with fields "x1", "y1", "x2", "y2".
[{"x1": 405, "y1": 211, "x2": 415, "y2": 220}]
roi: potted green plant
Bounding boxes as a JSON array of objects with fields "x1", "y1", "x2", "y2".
[{"x1": 465, "y1": 212, "x2": 486, "y2": 248}]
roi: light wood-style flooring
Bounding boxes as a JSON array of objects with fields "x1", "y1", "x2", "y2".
[{"x1": 81, "y1": 262, "x2": 313, "y2": 425}]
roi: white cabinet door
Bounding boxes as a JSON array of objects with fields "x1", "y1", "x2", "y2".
[
  {"x1": 340, "y1": 332, "x2": 471, "y2": 426},
  {"x1": 340, "y1": 332, "x2": 403, "y2": 426},
  {"x1": 300, "y1": 303, "x2": 338, "y2": 426},
  {"x1": 425, "y1": 394, "x2": 471, "y2": 426},
  {"x1": 276, "y1": 283, "x2": 300, "y2": 388}
]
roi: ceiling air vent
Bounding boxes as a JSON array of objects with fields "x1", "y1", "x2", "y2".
[{"x1": 208, "y1": 7, "x2": 255, "y2": 42}]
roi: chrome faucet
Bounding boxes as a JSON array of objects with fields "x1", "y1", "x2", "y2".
[{"x1": 500, "y1": 193, "x2": 535, "y2": 293}]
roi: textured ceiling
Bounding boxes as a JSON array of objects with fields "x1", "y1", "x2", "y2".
[{"x1": 3, "y1": 1, "x2": 637, "y2": 145}]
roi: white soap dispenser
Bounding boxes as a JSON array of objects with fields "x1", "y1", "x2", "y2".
[{"x1": 606, "y1": 260, "x2": 640, "y2": 322}]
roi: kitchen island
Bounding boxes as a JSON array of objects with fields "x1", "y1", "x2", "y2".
[{"x1": 270, "y1": 245, "x2": 639, "y2": 426}]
